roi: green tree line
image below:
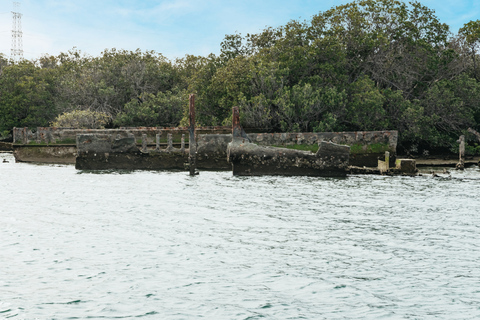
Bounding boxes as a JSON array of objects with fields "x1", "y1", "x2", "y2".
[{"x1": 1, "y1": 0, "x2": 480, "y2": 154}]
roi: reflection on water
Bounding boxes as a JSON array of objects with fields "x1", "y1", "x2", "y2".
[{"x1": 1, "y1": 152, "x2": 480, "y2": 319}]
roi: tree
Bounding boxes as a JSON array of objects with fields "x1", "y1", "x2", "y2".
[
  {"x1": 459, "y1": 20, "x2": 480, "y2": 80},
  {"x1": 51, "y1": 110, "x2": 110, "y2": 129},
  {"x1": 0, "y1": 61, "x2": 57, "y2": 134},
  {"x1": 114, "y1": 90, "x2": 187, "y2": 127}
]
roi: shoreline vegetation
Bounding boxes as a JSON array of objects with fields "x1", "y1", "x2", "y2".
[{"x1": 1, "y1": 0, "x2": 480, "y2": 158}]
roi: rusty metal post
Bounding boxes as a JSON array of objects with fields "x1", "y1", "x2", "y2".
[
  {"x1": 232, "y1": 106, "x2": 241, "y2": 139},
  {"x1": 189, "y1": 94, "x2": 196, "y2": 175}
]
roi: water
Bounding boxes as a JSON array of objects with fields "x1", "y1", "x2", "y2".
[{"x1": 1, "y1": 152, "x2": 480, "y2": 320}]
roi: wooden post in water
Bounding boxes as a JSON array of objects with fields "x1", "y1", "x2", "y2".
[
  {"x1": 189, "y1": 94, "x2": 196, "y2": 175},
  {"x1": 181, "y1": 134, "x2": 185, "y2": 152}
]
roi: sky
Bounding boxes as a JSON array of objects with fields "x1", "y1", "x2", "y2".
[{"x1": 0, "y1": 0, "x2": 479, "y2": 61}]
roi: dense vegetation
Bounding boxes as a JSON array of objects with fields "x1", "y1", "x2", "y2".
[{"x1": 1, "y1": 0, "x2": 480, "y2": 154}]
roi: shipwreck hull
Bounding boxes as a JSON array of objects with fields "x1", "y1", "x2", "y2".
[
  {"x1": 14, "y1": 145, "x2": 77, "y2": 164},
  {"x1": 227, "y1": 106, "x2": 350, "y2": 177},
  {"x1": 227, "y1": 139, "x2": 350, "y2": 177}
]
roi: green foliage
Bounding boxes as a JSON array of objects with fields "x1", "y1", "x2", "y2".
[
  {"x1": 346, "y1": 76, "x2": 386, "y2": 130},
  {"x1": 114, "y1": 90, "x2": 187, "y2": 127},
  {"x1": 349, "y1": 143, "x2": 390, "y2": 154},
  {"x1": 465, "y1": 142, "x2": 480, "y2": 156},
  {"x1": 0, "y1": 61, "x2": 57, "y2": 133},
  {"x1": 0, "y1": 0, "x2": 480, "y2": 155},
  {"x1": 51, "y1": 110, "x2": 110, "y2": 129},
  {"x1": 459, "y1": 20, "x2": 480, "y2": 80}
]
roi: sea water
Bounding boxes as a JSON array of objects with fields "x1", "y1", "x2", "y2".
[{"x1": 1, "y1": 152, "x2": 479, "y2": 319}]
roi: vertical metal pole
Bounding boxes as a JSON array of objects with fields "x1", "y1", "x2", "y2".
[{"x1": 189, "y1": 94, "x2": 196, "y2": 175}]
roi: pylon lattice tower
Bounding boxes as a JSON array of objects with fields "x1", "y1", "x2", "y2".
[{"x1": 11, "y1": 1, "x2": 23, "y2": 61}]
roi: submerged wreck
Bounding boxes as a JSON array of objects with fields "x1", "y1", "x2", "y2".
[{"x1": 227, "y1": 107, "x2": 350, "y2": 177}]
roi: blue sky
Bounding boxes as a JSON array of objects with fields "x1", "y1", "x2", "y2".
[{"x1": 0, "y1": 0, "x2": 479, "y2": 61}]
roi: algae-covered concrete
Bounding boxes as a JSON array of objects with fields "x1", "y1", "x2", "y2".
[
  {"x1": 227, "y1": 140, "x2": 350, "y2": 176},
  {"x1": 13, "y1": 126, "x2": 231, "y2": 145},
  {"x1": 76, "y1": 133, "x2": 188, "y2": 170},
  {"x1": 13, "y1": 146, "x2": 77, "y2": 164},
  {"x1": 227, "y1": 107, "x2": 350, "y2": 176},
  {"x1": 14, "y1": 126, "x2": 398, "y2": 168}
]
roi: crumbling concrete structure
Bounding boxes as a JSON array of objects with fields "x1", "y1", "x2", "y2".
[
  {"x1": 227, "y1": 107, "x2": 351, "y2": 177},
  {"x1": 13, "y1": 126, "x2": 398, "y2": 170}
]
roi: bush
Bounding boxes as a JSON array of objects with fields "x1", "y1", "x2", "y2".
[{"x1": 51, "y1": 110, "x2": 110, "y2": 129}]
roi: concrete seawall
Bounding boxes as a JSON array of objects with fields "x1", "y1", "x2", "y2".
[{"x1": 13, "y1": 127, "x2": 398, "y2": 168}]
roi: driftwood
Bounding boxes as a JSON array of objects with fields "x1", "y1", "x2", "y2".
[{"x1": 227, "y1": 107, "x2": 350, "y2": 176}]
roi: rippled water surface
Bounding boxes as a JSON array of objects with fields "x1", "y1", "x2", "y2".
[{"x1": 1, "y1": 152, "x2": 480, "y2": 319}]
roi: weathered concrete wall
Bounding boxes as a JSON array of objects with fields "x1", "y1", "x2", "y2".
[
  {"x1": 0, "y1": 142, "x2": 12, "y2": 152},
  {"x1": 196, "y1": 134, "x2": 232, "y2": 170},
  {"x1": 249, "y1": 131, "x2": 397, "y2": 150},
  {"x1": 76, "y1": 132, "x2": 232, "y2": 170},
  {"x1": 13, "y1": 127, "x2": 398, "y2": 168},
  {"x1": 227, "y1": 139, "x2": 350, "y2": 177},
  {"x1": 14, "y1": 127, "x2": 396, "y2": 149},
  {"x1": 13, "y1": 146, "x2": 77, "y2": 164},
  {"x1": 13, "y1": 127, "x2": 231, "y2": 145},
  {"x1": 198, "y1": 131, "x2": 397, "y2": 167},
  {"x1": 76, "y1": 133, "x2": 189, "y2": 170}
]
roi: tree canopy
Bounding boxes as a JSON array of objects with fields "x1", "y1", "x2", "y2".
[{"x1": 1, "y1": 0, "x2": 480, "y2": 154}]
